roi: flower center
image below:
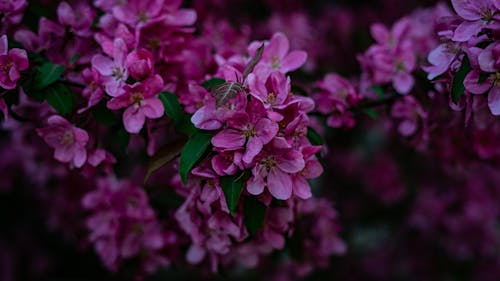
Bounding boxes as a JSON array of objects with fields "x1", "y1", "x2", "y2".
[
  {"x1": 1, "y1": 62, "x2": 14, "y2": 74},
  {"x1": 263, "y1": 157, "x2": 277, "y2": 170},
  {"x1": 395, "y1": 60, "x2": 406, "y2": 72},
  {"x1": 130, "y1": 92, "x2": 144, "y2": 105},
  {"x1": 492, "y1": 72, "x2": 500, "y2": 87},
  {"x1": 480, "y1": 8, "x2": 495, "y2": 23},
  {"x1": 267, "y1": 92, "x2": 276, "y2": 104},
  {"x1": 112, "y1": 67, "x2": 124, "y2": 80},
  {"x1": 242, "y1": 125, "x2": 256, "y2": 137},
  {"x1": 59, "y1": 130, "x2": 74, "y2": 146},
  {"x1": 148, "y1": 38, "x2": 161, "y2": 50},
  {"x1": 138, "y1": 11, "x2": 149, "y2": 22},
  {"x1": 270, "y1": 56, "x2": 281, "y2": 69}
]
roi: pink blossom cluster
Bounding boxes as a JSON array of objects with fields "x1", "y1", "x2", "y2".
[
  {"x1": 189, "y1": 32, "x2": 318, "y2": 200},
  {"x1": 424, "y1": 0, "x2": 500, "y2": 115},
  {"x1": 82, "y1": 177, "x2": 173, "y2": 274}
]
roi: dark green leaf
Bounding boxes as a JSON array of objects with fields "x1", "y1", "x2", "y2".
[
  {"x1": 117, "y1": 127, "x2": 130, "y2": 153},
  {"x1": 71, "y1": 53, "x2": 81, "y2": 64},
  {"x1": 478, "y1": 72, "x2": 490, "y2": 84},
  {"x1": 144, "y1": 137, "x2": 187, "y2": 184},
  {"x1": 371, "y1": 85, "x2": 385, "y2": 99},
  {"x1": 220, "y1": 171, "x2": 251, "y2": 215},
  {"x1": 159, "y1": 91, "x2": 182, "y2": 123},
  {"x1": 45, "y1": 84, "x2": 75, "y2": 116},
  {"x1": 362, "y1": 108, "x2": 378, "y2": 119},
  {"x1": 202, "y1": 78, "x2": 225, "y2": 89},
  {"x1": 451, "y1": 56, "x2": 471, "y2": 104},
  {"x1": 307, "y1": 127, "x2": 323, "y2": 146},
  {"x1": 34, "y1": 62, "x2": 65, "y2": 90},
  {"x1": 243, "y1": 197, "x2": 266, "y2": 236},
  {"x1": 176, "y1": 114, "x2": 197, "y2": 135},
  {"x1": 91, "y1": 100, "x2": 119, "y2": 126},
  {"x1": 179, "y1": 131, "x2": 212, "y2": 184}
]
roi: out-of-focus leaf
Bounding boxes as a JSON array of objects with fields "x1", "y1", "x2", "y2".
[
  {"x1": 92, "y1": 100, "x2": 119, "y2": 126},
  {"x1": 243, "y1": 196, "x2": 266, "y2": 235},
  {"x1": 144, "y1": 137, "x2": 187, "y2": 184},
  {"x1": 371, "y1": 85, "x2": 385, "y2": 99},
  {"x1": 451, "y1": 56, "x2": 471, "y2": 104},
  {"x1": 179, "y1": 131, "x2": 212, "y2": 184},
  {"x1": 307, "y1": 127, "x2": 323, "y2": 145},
  {"x1": 363, "y1": 108, "x2": 378, "y2": 119}
]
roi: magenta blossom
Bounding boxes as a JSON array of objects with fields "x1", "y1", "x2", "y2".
[
  {"x1": 291, "y1": 146, "x2": 323, "y2": 199},
  {"x1": 0, "y1": 35, "x2": 29, "y2": 90},
  {"x1": 247, "y1": 138, "x2": 305, "y2": 200},
  {"x1": 107, "y1": 74, "x2": 164, "y2": 133},
  {"x1": 451, "y1": 0, "x2": 500, "y2": 42},
  {"x1": 211, "y1": 101, "x2": 279, "y2": 164},
  {"x1": 126, "y1": 48, "x2": 154, "y2": 80},
  {"x1": 112, "y1": 0, "x2": 166, "y2": 26},
  {"x1": 314, "y1": 73, "x2": 360, "y2": 128},
  {"x1": 464, "y1": 42, "x2": 500, "y2": 114},
  {"x1": 91, "y1": 38, "x2": 129, "y2": 97},
  {"x1": 248, "y1": 32, "x2": 307, "y2": 80},
  {"x1": 36, "y1": 116, "x2": 89, "y2": 168}
]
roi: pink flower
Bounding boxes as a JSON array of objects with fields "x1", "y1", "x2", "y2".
[
  {"x1": 91, "y1": 38, "x2": 129, "y2": 97},
  {"x1": 291, "y1": 146, "x2": 323, "y2": 199},
  {"x1": 78, "y1": 67, "x2": 105, "y2": 113},
  {"x1": 314, "y1": 73, "x2": 360, "y2": 128},
  {"x1": 211, "y1": 101, "x2": 278, "y2": 164},
  {"x1": 247, "y1": 138, "x2": 305, "y2": 200},
  {"x1": 36, "y1": 116, "x2": 89, "y2": 168},
  {"x1": 107, "y1": 74, "x2": 165, "y2": 133},
  {"x1": 391, "y1": 95, "x2": 427, "y2": 136},
  {"x1": 451, "y1": 0, "x2": 500, "y2": 42},
  {"x1": 126, "y1": 48, "x2": 154, "y2": 80},
  {"x1": 249, "y1": 32, "x2": 307, "y2": 79},
  {"x1": 464, "y1": 42, "x2": 500, "y2": 114},
  {"x1": 423, "y1": 43, "x2": 461, "y2": 80},
  {"x1": 112, "y1": 0, "x2": 166, "y2": 26},
  {"x1": 247, "y1": 71, "x2": 291, "y2": 121},
  {"x1": 57, "y1": 2, "x2": 95, "y2": 37},
  {"x1": 0, "y1": 35, "x2": 29, "y2": 90}
]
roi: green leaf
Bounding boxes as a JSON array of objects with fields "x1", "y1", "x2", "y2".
[
  {"x1": 91, "y1": 100, "x2": 119, "y2": 126},
  {"x1": 45, "y1": 84, "x2": 75, "y2": 116},
  {"x1": 451, "y1": 56, "x2": 471, "y2": 104},
  {"x1": 220, "y1": 171, "x2": 251, "y2": 215},
  {"x1": 478, "y1": 72, "x2": 489, "y2": 84},
  {"x1": 117, "y1": 127, "x2": 130, "y2": 153},
  {"x1": 34, "y1": 62, "x2": 65, "y2": 90},
  {"x1": 243, "y1": 197, "x2": 266, "y2": 236},
  {"x1": 371, "y1": 85, "x2": 385, "y2": 99},
  {"x1": 306, "y1": 127, "x2": 323, "y2": 146},
  {"x1": 144, "y1": 137, "x2": 187, "y2": 184},
  {"x1": 70, "y1": 53, "x2": 81, "y2": 64},
  {"x1": 159, "y1": 91, "x2": 182, "y2": 123},
  {"x1": 176, "y1": 114, "x2": 198, "y2": 136},
  {"x1": 362, "y1": 108, "x2": 378, "y2": 119},
  {"x1": 179, "y1": 131, "x2": 212, "y2": 184},
  {"x1": 202, "y1": 78, "x2": 225, "y2": 89}
]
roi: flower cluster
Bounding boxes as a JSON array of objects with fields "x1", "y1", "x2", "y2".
[
  {"x1": 189, "y1": 32, "x2": 318, "y2": 200},
  {"x1": 424, "y1": 0, "x2": 500, "y2": 115}
]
